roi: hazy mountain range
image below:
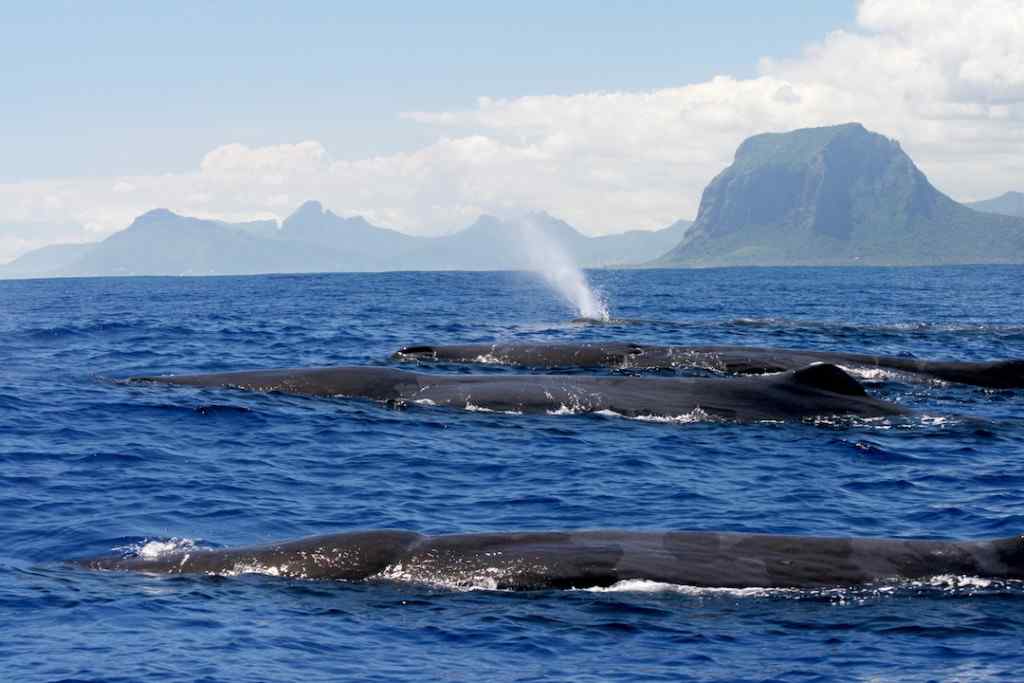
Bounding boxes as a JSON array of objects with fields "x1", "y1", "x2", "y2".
[
  {"x1": 4, "y1": 122, "x2": 1023, "y2": 279},
  {"x1": 966, "y1": 191, "x2": 1024, "y2": 218},
  {"x1": 0, "y1": 203, "x2": 690, "y2": 278},
  {"x1": 658, "y1": 123, "x2": 1024, "y2": 267}
]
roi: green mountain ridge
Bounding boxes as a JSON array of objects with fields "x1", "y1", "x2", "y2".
[{"x1": 658, "y1": 123, "x2": 1024, "y2": 267}]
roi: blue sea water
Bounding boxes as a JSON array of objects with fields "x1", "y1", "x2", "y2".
[{"x1": 1, "y1": 266, "x2": 1023, "y2": 682}]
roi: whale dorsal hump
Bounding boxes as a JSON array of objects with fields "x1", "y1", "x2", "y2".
[
  {"x1": 790, "y1": 363, "x2": 867, "y2": 397},
  {"x1": 988, "y1": 360, "x2": 1024, "y2": 388}
]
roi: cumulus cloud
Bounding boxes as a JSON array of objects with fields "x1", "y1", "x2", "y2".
[
  {"x1": 2, "y1": 0, "x2": 1023, "y2": 261},
  {"x1": 200, "y1": 141, "x2": 328, "y2": 180}
]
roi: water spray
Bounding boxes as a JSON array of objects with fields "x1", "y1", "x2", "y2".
[{"x1": 519, "y1": 216, "x2": 610, "y2": 321}]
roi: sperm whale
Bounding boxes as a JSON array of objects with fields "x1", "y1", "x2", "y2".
[
  {"x1": 129, "y1": 363, "x2": 908, "y2": 421},
  {"x1": 392, "y1": 342, "x2": 1024, "y2": 389},
  {"x1": 72, "y1": 529, "x2": 1024, "y2": 590}
]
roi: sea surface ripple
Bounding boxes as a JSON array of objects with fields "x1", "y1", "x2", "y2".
[{"x1": 1, "y1": 266, "x2": 1023, "y2": 681}]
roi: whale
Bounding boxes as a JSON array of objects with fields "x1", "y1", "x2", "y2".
[
  {"x1": 128, "y1": 363, "x2": 908, "y2": 421},
  {"x1": 392, "y1": 342, "x2": 1024, "y2": 389},
  {"x1": 71, "y1": 529, "x2": 1024, "y2": 590}
]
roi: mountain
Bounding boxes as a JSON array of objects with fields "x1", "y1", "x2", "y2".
[
  {"x1": 402, "y1": 212, "x2": 690, "y2": 271},
  {"x1": 0, "y1": 243, "x2": 96, "y2": 278},
  {"x1": 277, "y1": 200, "x2": 424, "y2": 271},
  {"x1": 587, "y1": 219, "x2": 690, "y2": 266},
  {"x1": 657, "y1": 123, "x2": 1024, "y2": 267},
  {"x1": 1, "y1": 203, "x2": 689, "y2": 278},
  {"x1": 59, "y1": 209, "x2": 322, "y2": 277},
  {"x1": 966, "y1": 191, "x2": 1024, "y2": 218},
  {"x1": 273, "y1": 202, "x2": 686, "y2": 271},
  {"x1": 401, "y1": 213, "x2": 564, "y2": 271},
  {"x1": 222, "y1": 218, "x2": 281, "y2": 240}
]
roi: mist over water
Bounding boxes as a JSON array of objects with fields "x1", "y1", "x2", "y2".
[{"x1": 519, "y1": 217, "x2": 610, "y2": 321}]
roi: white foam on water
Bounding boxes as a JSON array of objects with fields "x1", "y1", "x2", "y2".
[
  {"x1": 463, "y1": 400, "x2": 522, "y2": 415},
  {"x1": 632, "y1": 407, "x2": 716, "y2": 424},
  {"x1": 217, "y1": 563, "x2": 289, "y2": 578},
  {"x1": 912, "y1": 575, "x2": 994, "y2": 590},
  {"x1": 543, "y1": 394, "x2": 594, "y2": 415},
  {"x1": 134, "y1": 537, "x2": 198, "y2": 559},
  {"x1": 519, "y1": 216, "x2": 609, "y2": 321},
  {"x1": 837, "y1": 365, "x2": 904, "y2": 382},
  {"x1": 583, "y1": 580, "x2": 792, "y2": 598},
  {"x1": 375, "y1": 563, "x2": 507, "y2": 592},
  {"x1": 582, "y1": 576, "x2": 1021, "y2": 600},
  {"x1": 915, "y1": 415, "x2": 961, "y2": 427},
  {"x1": 837, "y1": 364, "x2": 952, "y2": 387},
  {"x1": 546, "y1": 405, "x2": 580, "y2": 416},
  {"x1": 543, "y1": 407, "x2": 718, "y2": 424},
  {"x1": 806, "y1": 415, "x2": 905, "y2": 430}
]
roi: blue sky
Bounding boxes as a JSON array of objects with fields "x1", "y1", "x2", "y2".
[
  {"x1": 1, "y1": 1, "x2": 1021, "y2": 262},
  {"x1": 3, "y1": 2, "x2": 855, "y2": 180}
]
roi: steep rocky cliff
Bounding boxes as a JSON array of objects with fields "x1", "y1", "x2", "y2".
[{"x1": 658, "y1": 123, "x2": 1024, "y2": 266}]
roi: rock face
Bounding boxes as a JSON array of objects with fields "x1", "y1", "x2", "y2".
[
  {"x1": 658, "y1": 123, "x2": 1024, "y2": 266},
  {"x1": 967, "y1": 191, "x2": 1024, "y2": 218}
]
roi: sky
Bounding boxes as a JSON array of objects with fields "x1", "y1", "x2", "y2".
[{"x1": 1, "y1": 1, "x2": 1022, "y2": 262}]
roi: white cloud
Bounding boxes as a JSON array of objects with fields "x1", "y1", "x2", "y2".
[
  {"x1": 199, "y1": 140, "x2": 328, "y2": 178},
  {"x1": 1, "y1": 0, "x2": 1023, "y2": 260}
]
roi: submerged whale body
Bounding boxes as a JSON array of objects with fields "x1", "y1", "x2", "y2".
[
  {"x1": 393, "y1": 342, "x2": 1024, "y2": 389},
  {"x1": 130, "y1": 363, "x2": 907, "y2": 421},
  {"x1": 72, "y1": 529, "x2": 1024, "y2": 590}
]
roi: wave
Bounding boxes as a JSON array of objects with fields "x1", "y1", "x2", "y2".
[
  {"x1": 22, "y1": 321, "x2": 198, "y2": 341},
  {"x1": 576, "y1": 315, "x2": 1024, "y2": 338},
  {"x1": 728, "y1": 318, "x2": 1024, "y2": 336}
]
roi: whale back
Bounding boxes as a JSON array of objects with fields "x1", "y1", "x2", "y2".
[
  {"x1": 133, "y1": 366, "x2": 421, "y2": 399},
  {"x1": 130, "y1": 362, "x2": 905, "y2": 421},
  {"x1": 71, "y1": 530, "x2": 1024, "y2": 589},
  {"x1": 789, "y1": 363, "x2": 868, "y2": 397},
  {"x1": 391, "y1": 342, "x2": 1024, "y2": 388},
  {"x1": 74, "y1": 530, "x2": 423, "y2": 579},
  {"x1": 393, "y1": 342, "x2": 643, "y2": 368},
  {"x1": 975, "y1": 360, "x2": 1024, "y2": 389}
]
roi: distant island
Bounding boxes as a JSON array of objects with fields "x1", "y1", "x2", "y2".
[
  {"x1": 5, "y1": 122, "x2": 1024, "y2": 279},
  {"x1": 0, "y1": 203, "x2": 690, "y2": 279}
]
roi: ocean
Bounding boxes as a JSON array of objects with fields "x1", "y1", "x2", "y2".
[{"x1": 2, "y1": 266, "x2": 1023, "y2": 682}]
